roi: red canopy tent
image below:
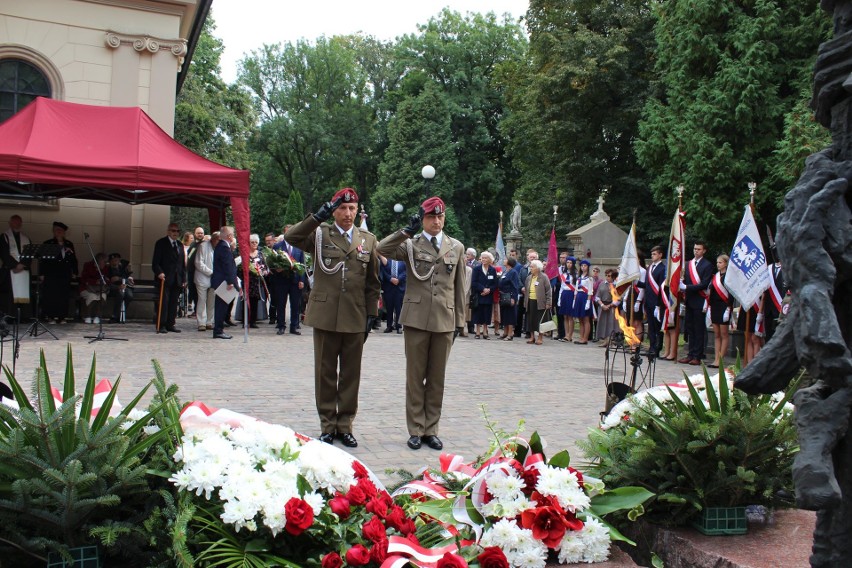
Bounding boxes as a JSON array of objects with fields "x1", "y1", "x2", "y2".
[{"x1": 0, "y1": 96, "x2": 251, "y2": 298}]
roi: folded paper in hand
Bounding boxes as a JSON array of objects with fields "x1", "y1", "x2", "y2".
[{"x1": 215, "y1": 281, "x2": 238, "y2": 303}]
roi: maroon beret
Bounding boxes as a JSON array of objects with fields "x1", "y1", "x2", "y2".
[
  {"x1": 421, "y1": 196, "x2": 445, "y2": 215},
  {"x1": 332, "y1": 187, "x2": 358, "y2": 203}
]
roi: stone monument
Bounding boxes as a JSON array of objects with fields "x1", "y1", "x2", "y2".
[
  {"x1": 566, "y1": 189, "x2": 625, "y2": 267},
  {"x1": 506, "y1": 201, "x2": 523, "y2": 257},
  {"x1": 735, "y1": 2, "x2": 852, "y2": 565}
]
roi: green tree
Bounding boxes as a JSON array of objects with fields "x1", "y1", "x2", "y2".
[
  {"x1": 395, "y1": 9, "x2": 527, "y2": 243},
  {"x1": 636, "y1": 0, "x2": 829, "y2": 250},
  {"x1": 282, "y1": 189, "x2": 304, "y2": 227},
  {"x1": 371, "y1": 84, "x2": 460, "y2": 238},
  {"x1": 502, "y1": 0, "x2": 660, "y2": 246},
  {"x1": 173, "y1": 14, "x2": 256, "y2": 230},
  {"x1": 239, "y1": 36, "x2": 384, "y2": 216}
]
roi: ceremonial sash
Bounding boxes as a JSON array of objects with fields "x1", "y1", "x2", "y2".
[
  {"x1": 711, "y1": 273, "x2": 729, "y2": 303},
  {"x1": 558, "y1": 269, "x2": 575, "y2": 291},
  {"x1": 768, "y1": 267, "x2": 782, "y2": 312},
  {"x1": 688, "y1": 258, "x2": 708, "y2": 310}
]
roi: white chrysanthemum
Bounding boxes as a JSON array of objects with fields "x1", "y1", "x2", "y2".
[
  {"x1": 481, "y1": 519, "x2": 523, "y2": 549},
  {"x1": 486, "y1": 470, "x2": 526, "y2": 501},
  {"x1": 221, "y1": 499, "x2": 259, "y2": 531},
  {"x1": 168, "y1": 469, "x2": 193, "y2": 489},
  {"x1": 578, "y1": 517, "x2": 610, "y2": 562},
  {"x1": 142, "y1": 424, "x2": 161, "y2": 436},
  {"x1": 186, "y1": 460, "x2": 225, "y2": 499},
  {"x1": 481, "y1": 494, "x2": 532, "y2": 519},
  {"x1": 303, "y1": 491, "x2": 326, "y2": 515},
  {"x1": 510, "y1": 547, "x2": 547, "y2": 568},
  {"x1": 126, "y1": 408, "x2": 149, "y2": 422},
  {"x1": 296, "y1": 441, "x2": 356, "y2": 491},
  {"x1": 263, "y1": 508, "x2": 287, "y2": 536},
  {"x1": 557, "y1": 532, "x2": 585, "y2": 564}
]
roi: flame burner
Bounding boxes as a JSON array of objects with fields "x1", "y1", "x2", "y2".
[{"x1": 601, "y1": 330, "x2": 656, "y2": 420}]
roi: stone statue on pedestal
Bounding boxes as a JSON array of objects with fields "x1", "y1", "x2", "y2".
[
  {"x1": 735, "y1": 2, "x2": 852, "y2": 565},
  {"x1": 510, "y1": 201, "x2": 522, "y2": 235}
]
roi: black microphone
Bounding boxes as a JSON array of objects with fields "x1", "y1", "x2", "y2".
[{"x1": 84, "y1": 232, "x2": 90, "y2": 238}]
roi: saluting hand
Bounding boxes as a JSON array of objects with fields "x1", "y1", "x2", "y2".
[{"x1": 313, "y1": 196, "x2": 344, "y2": 222}]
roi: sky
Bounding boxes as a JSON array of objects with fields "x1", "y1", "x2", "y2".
[{"x1": 211, "y1": 0, "x2": 530, "y2": 83}]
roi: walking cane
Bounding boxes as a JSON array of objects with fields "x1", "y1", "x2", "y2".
[{"x1": 156, "y1": 277, "x2": 165, "y2": 332}]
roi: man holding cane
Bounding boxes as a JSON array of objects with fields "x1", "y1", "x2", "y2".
[{"x1": 285, "y1": 188, "x2": 380, "y2": 447}]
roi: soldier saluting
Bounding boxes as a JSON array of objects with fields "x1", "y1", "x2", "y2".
[
  {"x1": 285, "y1": 188, "x2": 380, "y2": 448},
  {"x1": 377, "y1": 197, "x2": 466, "y2": 451}
]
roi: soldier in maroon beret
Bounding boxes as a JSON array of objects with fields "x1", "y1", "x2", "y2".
[{"x1": 377, "y1": 195, "x2": 466, "y2": 451}]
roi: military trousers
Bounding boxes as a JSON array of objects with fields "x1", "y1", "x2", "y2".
[
  {"x1": 403, "y1": 327, "x2": 453, "y2": 436},
  {"x1": 313, "y1": 328, "x2": 364, "y2": 435}
]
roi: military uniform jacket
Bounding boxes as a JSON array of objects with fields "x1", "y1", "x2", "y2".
[
  {"x1": 285, "y1": 215, "x2": 380, "y2": 334},
  {"x1": 377, "y1": 230, "x2": 466, "y2": 333}
]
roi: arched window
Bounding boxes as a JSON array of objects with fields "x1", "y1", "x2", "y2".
[{"x1": 0, "y1": 59, "x2": 51, "y2": 123}]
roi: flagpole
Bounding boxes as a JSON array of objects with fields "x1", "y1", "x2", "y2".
[
  {"x1": 743, "y1": 181, "x2": 757, "y2": 364},
  {"x1": 628, "y1": 210, "x2": 637, "y2": 328},
  {"x1": 671, "y1": 185, "x2": 685, "y2": 362}
]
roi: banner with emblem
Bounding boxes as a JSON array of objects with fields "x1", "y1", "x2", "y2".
[
  {"x1": 666, "y1": 208, "x2": 685, "y2": 290},
  {"x1": 615, "y1": 221, "x2": 641, "y2": 289},
  {"x1": 725, "y1": 205, "x2": 771, "y2": 310},
  {"x1": 495, "y1": 220, "x2": 506, "y2": 263}
]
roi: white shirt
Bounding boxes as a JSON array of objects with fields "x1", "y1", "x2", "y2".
[
  {"x1": 334, "y1": 224, "x2": 353, "y2": 242},
  {"x1": 421, "y1": 230, "x2": 444, "y2": 249}
]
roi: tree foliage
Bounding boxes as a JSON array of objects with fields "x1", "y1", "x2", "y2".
[
  {"x1": 394, "y1": 10, "x2": 527, "y2": 244},
  {"x1": 636, "y1": 0, "x2": 829, "y2": 250},
  {"x1": 371, "y1": 84, "x2": 460, "y2": 238},
  {"x1": 502, "y1": 0, "x2": 660, "y2": 247},
  {"x1": 173, "y1": 15, "x2": 256, "y2": 230}
]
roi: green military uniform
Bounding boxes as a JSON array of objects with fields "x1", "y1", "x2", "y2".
[
  {"x1": 377, "y1": 229, "x2": 466, "y2": 437},
  {"x1": 285, "y1": 215, "x2": 380, "y2": 435}
]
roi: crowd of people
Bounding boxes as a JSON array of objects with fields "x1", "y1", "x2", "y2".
[
  {"x1": 455, "y1": 239, "x2": 787, "y2": 371},
  {"x1": 0, "y1": 200, "x2": 788, "y2": 450}
]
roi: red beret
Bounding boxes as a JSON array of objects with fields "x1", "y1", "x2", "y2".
[
  {"x1": 332, "y1": 187, "x2": 358, "y2": 203},
  {"x1": 421, "y1": 196, "x2": 445, "y2": 215}
]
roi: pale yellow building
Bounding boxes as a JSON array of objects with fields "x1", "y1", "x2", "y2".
[{"x1": 0, "y1": 0, "x2": 210, "y2": 279}]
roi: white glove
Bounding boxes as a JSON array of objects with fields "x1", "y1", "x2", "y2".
[
  {"x1": 653, "y1": 306, "x2": 660, "y2": 320},
  {"x1": 723, "y1": 308, "x2": 730, "y2": 323},
  {"x1": 634, "y1": 301, "x2": 641, "y2": 312},
  {"x1": 585, "y1": 300, "x2": 591, "y2": 311},
  {"x1": 679, "y1": 282, "x2": 686, "y2": 291},
  {"x1": 756, "y1": 312, "x2": 764, "y2": 324}
]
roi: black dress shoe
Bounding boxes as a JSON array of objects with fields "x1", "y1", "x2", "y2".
[
  {"x1": 276, "y1": 328, "x2": 286, "y2": 335},
  {"x1": 318, "y1": 433, "x2": 334, "y2": 444},
  {"x1": 158, "y1": 327, "x2": 168, "y2": 334},
  {"x1": 384, "y1": 327, "x2": 393, "y2": 333},
  {"x1": 422, "y1": 435, "x2": 443, "y2": 450},
  {"x1": 249, "y1": 323, "x2": 259, "y2": 329},
  {"x1": 337, "y1": 433, "x2": 358, "y2": 447},
  {"x1": 224, "y1": 320, "x2": 235, "y2": 327},
  {"x1": 166, "y1": 327, "x2": 181, "y2": 333},
  {"x1": 213, "y1": 333, "x2": 232, "y2": 339},
  {"x1": 407, "y1": 435, "x2": 422, "y2": 450},
  {"x1": 290, "y1": 329, "x2": 301, "y2": 335}
]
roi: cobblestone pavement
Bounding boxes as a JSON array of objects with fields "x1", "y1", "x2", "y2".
[{"x1": 5, "y1": 318, "x2": 696, "y2": 485}]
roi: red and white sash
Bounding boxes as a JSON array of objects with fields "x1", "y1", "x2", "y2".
[
  {"x1": 688, "y1": 258, "x2": 709, "y2": 310},
  {"x1": 558, "y1": 268, "x2": 575, "y2": 291},
  {"x1": 711, "y1": 273, "x2": 729, "y2": 303},
  {"x1": 768, "y1": 266, "x2": 782, "y2": 312}
]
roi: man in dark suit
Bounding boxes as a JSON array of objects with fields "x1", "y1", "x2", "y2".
[
  {"x1": 285, "y1": 188, "x2": 381, "y2": 448},
  {"x1": 151, "y1": 223, "x2": 186, "y2": 333},
  {"x1": 271, "y1": 225, "x2": 307, "y2": 336},
  {"x1": 640, "y1": 245, "x2": 667, "y2": 356},
  {"x1": 678, "y1": 240, "x2": 713, "y2": 364},
  {"x1": 211, "y1": 226, "x2": 239, "y2": 339},
  {"x1": 380, "y1": 255, "x2": 406, "y2": 333}
]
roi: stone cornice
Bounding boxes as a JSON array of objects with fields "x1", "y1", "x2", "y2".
[{"x1": 105, "y1": 32, "x2": 188, "y2": 69}]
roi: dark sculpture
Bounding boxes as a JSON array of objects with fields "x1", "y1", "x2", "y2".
[{"x1": 734, "y1": 2, "x2": 852, "y2": 565}]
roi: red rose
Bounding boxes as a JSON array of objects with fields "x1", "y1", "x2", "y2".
[
  {"x1": 329, "y1": 494, "x2": 352, "y2": 520},
  {"x1": 398, "y1": 516, "x2": 416, "y2": 536},
  {"x1": 436, "y1": 552, "x2": 468, "y2": 568},
  {"x1": 345, "y1": 544, "x2": 371, "y2": 566},
  {"x1": 357, "y1": 477, "x2": 378, "y2": 499},
  {"x1": 384, "y1": 506, "x2": 408, "y2": 532},
  {"x1": 346, "y1": 484, "x2": 368, "y2": 506},
  {"x1": 366, "y1": 495, "x2": 391, "y2": 519},
  {"x1": 369, "y1": 537, "x2": 389, "y2": 564},
  {"x1": 362, "y1": 515, "x2": 387, "y2": 543},
  {"x1": 477, "y1": 546, "x2": 510, "y2": 568},
  {"x1": 284, "y1": 497, "x2": 315, "y2": 536},
  {"x1": 352, "y1": 460, "x2": 369, "y2": 479},
  {"x1": 322, "y1": 552, "x2": 343, "y2": 568},
  {"x1": 520, "y1": 505, "x2": 568, "y2": 548}
]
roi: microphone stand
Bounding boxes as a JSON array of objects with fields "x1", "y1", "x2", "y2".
[{"x1": 81, "y1": 232, "x2": 126, "y2": 343}]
